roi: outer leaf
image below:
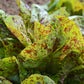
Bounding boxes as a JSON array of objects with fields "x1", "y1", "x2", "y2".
[
  {"x1": 0, "y1": 76, "x2": 13, "y2": 84},
  {"x1": 0, "y1": 18, "x2": 25, "y2": 58},
  {"x1": 3, "y1": 15, "x2": 31, "y2": 46},
  {"x1": 0, "y1": 56, "x2": 19, "y2": 78},
  {"x1": 69, "y1": 16, "x2": 84, "y2": 36},
  {"x1": 48, "y1": 16, "x2": 84, "y2": 83},
  {"x1": 21, "y1": 74, "x2": 56, "y2": 84},
  {"x1": 64, "y1": 65, "x2": 84, "y2": 84}
]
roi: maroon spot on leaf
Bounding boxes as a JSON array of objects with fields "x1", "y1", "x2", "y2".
[
  {"x1": 34, "y1": 50, "x2": 37, "y2": 56},
  {"x1": 13, "y1": 31, "x2": 16, "y2": 34},
  {"x1": 32, "y1": 43, "x2": 37, "y2": 47},
  {"x1": 36, "y1": 77, "x2": 40, "y2": 80},
  {"x1": 29, "y1": 55, "x2": 33, "y2": 58},
  {"x1": 59, "y1": 18, "x2": 63, "y2": 21},
  {"x1": 75, "y1": 6, "x2": 81, "y2": 9},
  {"x1": 76, "y1": 47, "x2": 80, "y2": 50},
  {"x1": 25, "y1": 50, "x2": 32, "y2": 53},
  {"x1": 71, "y1": 38, "x2": 77, "y2": 44},
  {"x1": 68, "y1": 28, "x2": 71, "y2": 31},
  {"x1": 41, "y1": 43, "x2": 47, "y2": 49},
  {"x1": 64, "y1": 27, "x2": 67, "y2": 32},
  {"x1": 63, "y1": 45, "x2": 70, "y2": 52},
  {"x1": 82, "y1": 49, "x2": 84, "y2": 53},
  {"x1": 30, "y1": 79, "x2": 34, "y2": 82},
  {"x1": 72, "y1": 31, "x2": 77, "y2": 36},
  {"x1": 47, "y1": 49, "x2": 51, "y2": 52}
]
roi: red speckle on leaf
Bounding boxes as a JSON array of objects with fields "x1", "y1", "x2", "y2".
[
  {"x1": 82, "y1": 49, "x2": 84, "y2": 53},
  {"x1": 71, "y1": 38, "x2": 77, "y2": 44},
  {"x1": 41, "y1": 43, "x2": 47, "y2": 49},
  {"x1": 13, "y1": 31, "x2": 16, "y2": 34},
  {"x1": 63, "y1": 45, "x2": 70, "y2": 52},
  {"x1": 59, "y1": 18, "x2": 62, "y2": 21},
  {"x1": 72, "y1": 31, "x2": 77, "y2": 36},
  {"x1": 47, "y1": 49, "x2": 51, "y2": 52},
  {"x1": 32, "y1": 43, "x2": 37, "y2": 46},
  {"x1": 21, "y1": 33, "x2": 24, "y2": 38},
  {"x1": 30, "y1": 80, "x2": 34, "y2": 82},
  {"x1": 64, "y1": 27, "x2": 71, "y2": 32},
  {"x1": 25, "y1": 50, "x2": 32, "y2": 53},
  {"x1": 75, "y1": 6, "x2": 81, "y2": 9},
  {"x1": 68, "y1": 28, "x2": 71, "y2": 31},
  {"x1": 36, "y1": 77, "x2": 40, "y2": 80},
  {"x1": 64, "y1": 27, "x2": 67, "y2": 32}
]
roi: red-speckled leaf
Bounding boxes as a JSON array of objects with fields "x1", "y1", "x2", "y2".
[
  {"x1": 0, "y1": 76, "x2": 13, "y2": 84},
  {"x1": 0, "y1": 56, "x2": 19, "y2": 78},
  {"x1": 50, "y1": 16, "x2": 84, "y2": 83},
  {"x1": 34, "y1": 21, "x2": 51, "y2": 41},
  {"x1": 56, "y1": 16, "x2": 83, "y2": 54},
  {"x1": 3, "y1": 15, "x2": 31, "y2": 46},
  {"x1": 21, "y1": 74, "x2": 56, "y2": 84}
]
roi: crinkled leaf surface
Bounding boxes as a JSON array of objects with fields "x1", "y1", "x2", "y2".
[
  {"x1": 0, "y1": 56, "x2": 19, "y2": 78},
  {"x1": 64, "y1": 64, "x2": 84, "y2": 84},
  {"x1": 69, "y1": 16, "x2": 84, "y2": 36},
  {"x1": 48, "y1": 16, "x2": 84, "y2": 83},
  {"x1": 21, "y1": 74, "x2": 56, "y2": 84},
  {"x1": 34, "y1": 21, "x2": 51, "y2": 41},
  {"x1": 0, "y1": 18, "x2": 25, "y2": 58},
  {"x1": 3, "y1": 15, "x2": 31, "y2": 46},
  {"x1": 0, "y1": 0, "x2": 84, "y2": 84}
]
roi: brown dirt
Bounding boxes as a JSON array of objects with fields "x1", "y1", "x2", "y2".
[{"x1": 0, "y1": 0, "x2": 49, "y2": 15}]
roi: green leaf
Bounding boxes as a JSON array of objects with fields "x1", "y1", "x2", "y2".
[
  {"x1": 3, "y1": 15, "x2": 32, "y2": 46},
  {"x1": 0, "y1": 56, "x2": 19, "y2": 78},
  {"x1": 0, "y1": 18, "x2": 24, "y2": 58},
  {"x1": 69, "y1": 16, "x2": 84, "y2": 36},
  {"x1": 64, "y1": 65, "x2": 84, "y2": 84},
  {"x1": 34, "y1": 21, "x2": 51, "y2": 41},
  {"x1": 21, "y1": 74, "x2": 56, "y2": 84},
  {"x1": 0, "y1": 76, "x2": 13, "y2": 84}
]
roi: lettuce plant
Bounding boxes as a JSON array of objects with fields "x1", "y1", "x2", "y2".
[{"x1": 0, "y1": 0, "x2": 84, "y2": 84}]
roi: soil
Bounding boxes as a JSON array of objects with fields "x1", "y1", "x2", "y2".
[{"x1": 0, "y1": 0, "x2": 49, "y2": 15}]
